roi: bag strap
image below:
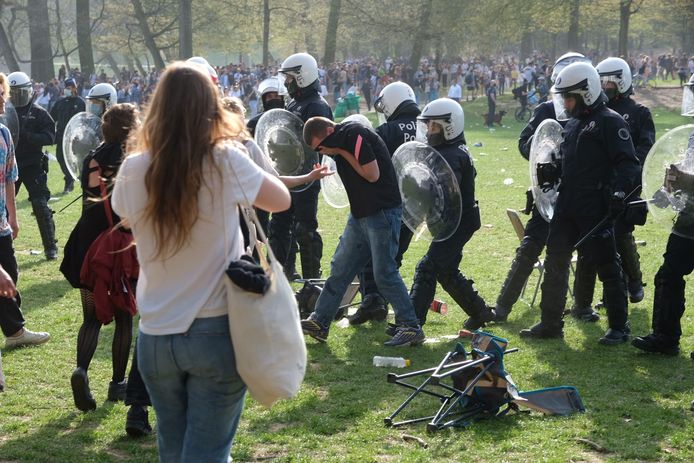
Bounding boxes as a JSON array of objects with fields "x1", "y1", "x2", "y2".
[{"x1": 224, "y1": 144, "x2": 279, "y2": 268}]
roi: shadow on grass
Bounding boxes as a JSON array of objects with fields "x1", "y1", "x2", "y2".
[
  {"x1": 512, "y1": 301, "x2": 694, "y2": 461},
  {"x1": 0, "y1": 401, "x2": 156, "y2": 463}
]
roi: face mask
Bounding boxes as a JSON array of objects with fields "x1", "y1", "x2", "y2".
[
  {"x1": 64, "y1": 88, "x2": 73, "y2": 97},
  {"x1": 604, "y1": 88, "x2": 618, "y2": 100},
  {"x1": 285, "y1": 78, "x2": 300, "y2": 96},
  {"x1": 263, "y1": 98, "x2": 285, "y2": 111},
  {"x1": 89, "y1": 103, "x2": 104, "y2": 117},
  {"x1": 426, "y1": 132, "x2": 446, "y2": 147}
]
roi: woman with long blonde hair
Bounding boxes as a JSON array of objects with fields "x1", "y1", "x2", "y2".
[{"x1": 112, "y1": 61, "x2": 290, "y2": 462}]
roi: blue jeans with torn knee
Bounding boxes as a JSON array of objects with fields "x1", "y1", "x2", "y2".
[{"x1": 137, "y1": 315, "x2": 246, "y2": 463}]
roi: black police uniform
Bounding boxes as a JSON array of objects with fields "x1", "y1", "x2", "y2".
[
  {"x1": 572, "y1": 94, "x2": 655, "y2": 310},
  {"x1": 526, "y1": 99, "x2": 640, "y2": 339},
  {"x1": 15, "y1": 100, "x2": 58, "y2": 258},
  {"x1": 495, "y1": 101, "x2": 565, "y2": 319},
  {"x1": 356, "y1": 102, "x2": 420, "y2": 306},
  {"x1": 267, "y1": 80, "x2": 333, "y2": 279},
  {"x1": 409, "y1": 135, "x2": 494, "y2": 329},
  {"x1": 50, "y1": 95, "x2": 85, "y2": 190},
  {"x1": 632, "y1": 130, "x2": 694, "y2": 355}
]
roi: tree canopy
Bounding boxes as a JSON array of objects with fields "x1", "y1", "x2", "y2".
[{"x1": 1, "y1": 0, "x2": 692, "y2": 80}]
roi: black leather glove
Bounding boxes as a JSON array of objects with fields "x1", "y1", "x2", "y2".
[
  {"x1": 652, "y1": 188, "x2": 670, "y2": 209},
  {"x1": 536, "y1": 161, "x2": 561, "y2": 192},
  {"x1": 610, "y1": 191, "x2": 626, "y2": 218}
]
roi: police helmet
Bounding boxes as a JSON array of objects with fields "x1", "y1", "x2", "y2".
[
  {"x1": 552, "y1": 62, "x2": 602, "y2": 107},
  {"x1": 374, "y1": 82, "x2": 416, "y2": 120},
  {"x1": 279, "y1": 53, "x2": 319, "y2": 94},
  {"x1": 417, "y1": 98, "x2": 465, "y2": 144},
  {"x1": 86, "y1": 83, "x2": 118, "y2": 112},
  {"x1": 550, "y1": 52, "x2": 591, "y2": 84},
  {"x1": 257, "y1": 76, "x2": 287, "y2": 97},
  {"x1": 595, "y1": 57, "x2": 632, "y2": 95},
  {"x1": 7, "y1": 71, "x2": 33, "y2": 107}
]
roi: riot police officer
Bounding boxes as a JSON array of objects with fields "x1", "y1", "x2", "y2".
[
  {"x1": 85, "y1": 83, "x2": 117, "y2": 118},
  {"x1": 571, "y1": 57, "x2": 656, "y2": 320},
  {"x1": 632, "y1": 76, "x2": 694, "y2": 357},
  {"x1": 8, "y1": 71, "x2": 57, "y2": 260},
  {"x1": 495, "y1": 52, "x2": 590, "y2": 322},
  {"x1": 270, "y1": 53, "x2": 333, "y2": 279},
  {"x1": 520, "y1": 62, "x2": 640, "y2": 344},
  {"x1": 50, "y1": 78, "x2": 85, "y2": 194},
  {"x1": 247, "y1": 76, "x2": 287, "y2": 138},
  {"x1": 408, "y1": 98, "x2": 495, "y2": 330},
  {"x1": 348, "y1": 81, "x2": 420, "y2": 325}
]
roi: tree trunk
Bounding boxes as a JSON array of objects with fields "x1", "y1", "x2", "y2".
[
  {"x1": 408, "y1": 0, "x2": 433, "y2": 79},
  {"x1": 76, "y1": 0, "x2": 95, "y2": 77},
  {"x1": 618, "y1": 0, "x2": 631, "y2": 58},
  {"x1": 27, "y1": 0, "x2": 54, "y2": 81},
  {"x1": 520, "y1": 30, "x2": 533, "y2": 63},
  {"x1": 567, "y1": 0, "x2": 580, "y2": 50},
  {"x1": 131, "y1": 0, "x2": 166, "y2": 70},
  {"x1": 262, "y1": 0, "x2": 270, "y2": 67},
  {"x1": 323, "y1": 0, "x2": 341, "y2": 65},
  {"x1": 178, "y1": 0, "x2": 193, "y2": 59},
  {"x1": 0, "y1": 20, "x2": 19, "y2": 71}
]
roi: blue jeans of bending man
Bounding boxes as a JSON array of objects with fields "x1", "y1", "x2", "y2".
[
  {"x1": 138, "y1": 315, "x2": 246, "y2": 463},
  {"x1": 311, "y1": 206, "x2": 419, "y2": 328}
]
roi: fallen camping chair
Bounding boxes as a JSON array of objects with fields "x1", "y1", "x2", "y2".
[
  {"x1": 295, "y1": 278, "x2": 361, "y2": 320},
  {"x1": 384, "y1": 331, "x2": 585, "y2": 431}
]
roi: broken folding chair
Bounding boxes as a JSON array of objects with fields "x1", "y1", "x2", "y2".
[
  {"x1": 294, "y1": 278, "x2": 361, "y2": 320},
  {"x1": 385, "y1": 331, "x2": 585, "y2": 431}
]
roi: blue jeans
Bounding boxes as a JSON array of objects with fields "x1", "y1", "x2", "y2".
[
  {"x1": 138, "y1": 315, "x2": 246, "y2": 463},
  {"x1": 312, "y1": 207, "x2": 419, "y2": 328}
]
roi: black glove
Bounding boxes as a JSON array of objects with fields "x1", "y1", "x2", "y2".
[
  {"x1": 536, "y1": 161, "x2": 561, "y2": 192},
  {"x1": 225, "y1": 254, "x2": 270, "y2": 295},
  {"x1": 522, "y1": 188, "x2": 534, "y2": 215},
  {"x1": 610, "y1": 191, "x2": 626, "y2": 219},
  {"x1": 652, "y1": 188, "x2": 670, "y2": 209}
]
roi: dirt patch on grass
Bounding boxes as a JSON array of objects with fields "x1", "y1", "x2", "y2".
[{"x1": 633, "y1": 87, "x2": 682, "y2": 111}]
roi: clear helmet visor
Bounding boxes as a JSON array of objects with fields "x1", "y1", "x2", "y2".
[
  {"x1": 9, "y1": 86, "x2": 32, "y2": 107},
  {"x1": 416, "y1": 120, "x2": 429, "y2": 143},
  {"x1": 682, "y1": 85, "x2": 694, "y2": 117},
  {"x1": 600, "y1": 75, "x2": 621, "y2": 87},
  {"x1": 551, "y1": 87, "x2": 570, "y2": 121},
  {"x1": 377, "y1": 111, "x2": 388, "y2": 126},
  {"x1": 88, "y1": 101, "x2": 105, "y2": 117}
]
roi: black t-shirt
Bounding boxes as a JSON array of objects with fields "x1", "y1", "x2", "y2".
[{"x1": 319, "y1": 121, "x2": 401, "y2": 218}]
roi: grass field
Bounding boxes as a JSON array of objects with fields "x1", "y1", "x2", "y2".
[{"x1": 0, "y1": 94, "x2": 692, "y2": 462}]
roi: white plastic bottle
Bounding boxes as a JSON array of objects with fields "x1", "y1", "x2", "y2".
[{"x1": 373, "y1": 356, "x2": 411, "y2": 368}]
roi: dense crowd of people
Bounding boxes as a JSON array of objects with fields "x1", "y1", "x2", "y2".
[{"x1": 0, "y1": 45, "x2": 693, "y2": 462}]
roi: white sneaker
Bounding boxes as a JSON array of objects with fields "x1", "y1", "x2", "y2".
[{"x1": 5, "y1": 329, "x2": 50, "y2": 348}]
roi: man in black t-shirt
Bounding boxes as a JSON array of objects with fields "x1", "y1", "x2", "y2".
[{"x1": 299, "y1": 117, "x2": 424, "y2": 347}]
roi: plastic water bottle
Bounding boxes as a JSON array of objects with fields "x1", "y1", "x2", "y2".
[{"x1": 373, "y1": 356, "x2": 410, "y2": 368}]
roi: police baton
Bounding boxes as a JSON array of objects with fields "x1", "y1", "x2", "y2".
[{"x1": 55, "y1": 193, "x2": 83, "y2": 215}]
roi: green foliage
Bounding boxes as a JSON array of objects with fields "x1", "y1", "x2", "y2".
[{"x1": 0, "y1": 94, "x2": 692, "y2": 461}]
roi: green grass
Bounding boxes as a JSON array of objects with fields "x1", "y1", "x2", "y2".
[{"x1": 0, "y1": 95, "x2": 692, "y2": 462}]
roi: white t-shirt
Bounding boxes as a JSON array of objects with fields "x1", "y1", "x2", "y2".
[
  {"x1": 112, "y1": 142, "x2": 265, "y2": 335},
  {"x1": 448, "y1": 83, "x2": 462, "y2": 99}
]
